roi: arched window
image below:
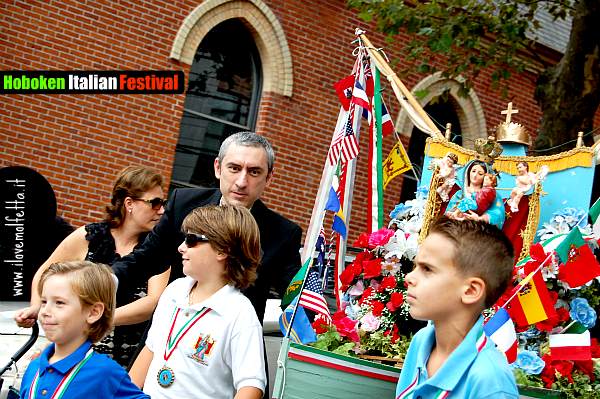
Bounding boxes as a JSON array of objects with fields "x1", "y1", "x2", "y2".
[
  {"x1": 399, "y1": 98, "x2": 462, "y2": 203},
  {"x1": 171, "y1": 19, "x2": 262, "y2": 189}
]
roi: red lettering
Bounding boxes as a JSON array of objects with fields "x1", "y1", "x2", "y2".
[{"x1": 119, "y1": 75, "x2": 127, "y2": 90}]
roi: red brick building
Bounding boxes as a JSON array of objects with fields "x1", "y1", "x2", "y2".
[{"x1": 1, "y1": 0, "x2": 595, "y2": 241}]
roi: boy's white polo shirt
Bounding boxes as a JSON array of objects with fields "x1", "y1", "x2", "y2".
[{"x1": 144, "y1": 277, "x2": 266, "y2": 399}]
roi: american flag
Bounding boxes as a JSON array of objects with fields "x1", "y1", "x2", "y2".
[
  {"x1": 299, "y1": 268, "x2": 332, "y2": 323},
  {"x1": 328, "y1": 108, "x2": 359, "y2": 165}
]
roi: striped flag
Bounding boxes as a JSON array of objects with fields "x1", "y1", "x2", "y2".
[
  {"x1": 549, "y1": 330, "x2": 591, "y2": 360},
  {"x1": 380, "y1": 101, "x2": 394, "y2": 136},
  {"x1": 299, "y1": 268, "x2": 332, "y2": 323},
  {"x1": 328, "y1": 64, "x2": 368, "y2": 166},
  {"x1": 328, "y1": 107, "x2": 360, "y2": 165},
  {"x1": 483, "y1": 308, "x2": 518, "y2": 363}
]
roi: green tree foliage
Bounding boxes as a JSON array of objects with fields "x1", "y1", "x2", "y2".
[{"x1": 349, "y1": 0, "x2": 600, "y2": 152}]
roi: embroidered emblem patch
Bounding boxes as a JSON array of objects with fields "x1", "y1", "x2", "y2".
[{"x1": 188, "y1": 333, "x2": 215, "y2": 366}]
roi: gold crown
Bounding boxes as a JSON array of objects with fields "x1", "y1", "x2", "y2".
[{"x1": 496, "y1": 122, "x2": 530, "y2": 146}]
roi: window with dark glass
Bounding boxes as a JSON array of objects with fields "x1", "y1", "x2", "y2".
[
  {"x1": 171, "y1": 19, "x2": 262, "y2": 189},
  {"x1": 399, "y1": 99, "x2": 462, "y2": 203}
]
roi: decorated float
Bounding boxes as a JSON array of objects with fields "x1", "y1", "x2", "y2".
[{"x1": 273, "y1": 30, "x2": 599, "y2": 399}]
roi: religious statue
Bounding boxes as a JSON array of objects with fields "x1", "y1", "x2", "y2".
[
  {"x1": 433, "y1": 152, "x2": 459, "y2": 202},
  {"x1": 507, "y1": 161, "x2": 549, "y2": 212}
]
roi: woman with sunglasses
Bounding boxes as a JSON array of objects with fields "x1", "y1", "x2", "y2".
[{"x1": 15, "y1": 165, "x2": 171, "y2": 367}]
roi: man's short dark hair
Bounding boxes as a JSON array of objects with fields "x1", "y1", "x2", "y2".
[{"x1": 429, "y1": 216, "x2": 514, "y2": 307}]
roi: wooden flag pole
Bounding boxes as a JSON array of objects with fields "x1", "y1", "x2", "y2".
[{"x1": 358, "y1": 32, "x2": 444, "y2": 139}]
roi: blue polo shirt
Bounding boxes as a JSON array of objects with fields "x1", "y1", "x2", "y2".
[
  {"x1": 395, "y1": 316, "x2": 518, "y2": 399},
  {"x1": 20, "y1": 340, "x2": 148, "y2": 399}
]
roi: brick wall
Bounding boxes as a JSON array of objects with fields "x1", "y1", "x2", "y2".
[{"x1": 1, "y1": 0, "x2": 597, "y2": 243}]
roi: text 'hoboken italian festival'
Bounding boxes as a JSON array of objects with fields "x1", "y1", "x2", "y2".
[{"x1": 0, "y1": 71, "x2": 184, "y2": 94}]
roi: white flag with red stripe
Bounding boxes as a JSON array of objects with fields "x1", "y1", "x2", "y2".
[{"x1": 549, "y1": 330, "x2": 591, "y2": 360}]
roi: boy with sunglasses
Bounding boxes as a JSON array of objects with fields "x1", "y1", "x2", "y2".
[{"x1": 129, "y1": 205, "x2": 266, "y2": 399}]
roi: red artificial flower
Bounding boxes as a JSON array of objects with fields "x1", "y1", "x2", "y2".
[
  {"x1": 378, "y1": 276, "x2": 397, "y2": 292},
  {"x1": 391, "y1": 324, "x2": 400, "y2": 343},
  {"x1": 368, "y1": 228, "x2": 395, "y2": 248},
  {"x1": 529, "y1": 243, "x2": 546, "y2": 261},
  {"x1": 339, "y1": 266, "x2": 356, "y2": 291},
  {"x1": 332, "y1": 310, "x2": 346, "y2": 321},
  {"x1": 553, "y1": 360, "x2": 574, "y2": 383},
  {"x1": 390, "y1": 291, "x2": 404, "y2": 307},
  {"x1": 352, "y1": 260, "x2": 363, "y2": 276},
  {"x1": 556, "y1": 306, "x2": 570, "y2": 323},
  {"x1": 540, "y1": 354, "x2": 556, "y2": 388},
  {"x1": 363, "y1": 258, "x2": 382, "y2": 279},
  {"x1": 312, "y1": 317, "x2": 329, "y2": 334},
  {"x1": 548, "y1": 290, "x2": 559, "y2": 304},
  {"x1": 386, "y1": 292, "x2": 404, "y2": 312},
  {"x1": 353, "y1": 233, "x2": 370, "y2": 248},
  {"x1": 359, "y1": 287, "x2": 374, "y2": 305},
  {"x1": 371, "y1": 300, "x2": 385, "y2": 316},
  {"x1": 574, "y1": 360, "x2": 595, "y2": 381},
  {"x1": 535, "y1": 313, "x2": 559, "y2": 332},
  {"x1": 333, "y1": 314, "x2": 359, "y2": 343},
  {"x1": 354, "y1": 251, "x2": 373, "y2": 263},
  {"x1": 591, "y1": 338, "x2": 600, "y2": 358}
]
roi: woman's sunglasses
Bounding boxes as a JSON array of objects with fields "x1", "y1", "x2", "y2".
[
  {"x1": 184, "y1": 233, "x2": 210, "y2": 247},
  {"x1": 133, "y1": 197, "x2": 167, "y2": 210}
]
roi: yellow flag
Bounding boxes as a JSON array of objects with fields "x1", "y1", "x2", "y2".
[{"x1": 383, "y1": 141, "x2": 412, "y2": 189}]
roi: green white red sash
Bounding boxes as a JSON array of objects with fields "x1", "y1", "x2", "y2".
[
  {"x1": 396, "y1": 329, "x2": 487, "y2": 399},
  {"x1": 28, "y1": 348, "x2": 94, "y2": 399}
]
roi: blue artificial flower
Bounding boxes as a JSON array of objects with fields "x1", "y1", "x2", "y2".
[
  {"x1": 513, "y1": 350, "x2": 545, "y2": 375},
  {"x1": 415, "y1": 185, "x2": 429, "y2": 200},
  {"x1": 569, "y1": 298, "x2": 597, "y2": 329},
  {"x1": 389, "y1": 203, "x2": 410, "y2": 220}
]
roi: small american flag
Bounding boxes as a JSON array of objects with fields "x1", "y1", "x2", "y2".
[
  {"x1": 299, "y1": 268, "x2": 332, "y2": 323},
  {"x1": 328, "y1": 109, "x2": 359, "y2": 165}
]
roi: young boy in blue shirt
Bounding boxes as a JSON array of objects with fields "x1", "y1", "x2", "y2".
[
  {"x1": 20, "y1": 261, "x2": 148, "y2": 399},
  {"x1": 396, "y1": 216, "x2": 519, "y2": 399}
]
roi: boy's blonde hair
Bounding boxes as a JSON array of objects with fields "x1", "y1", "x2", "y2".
[
  {"x1": 429, "y1": 216, "x2": 514, "y2": 308},
  {"x1": 182, "y1": 205, "x2": 261, "y2": 290},
  {"x1": 38, "y1": 260, "x2": 116, "y2": 343}
]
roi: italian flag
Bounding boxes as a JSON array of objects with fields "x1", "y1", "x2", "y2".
[{"x1": 549, "y1": 330, "x2": 591, "y2": 361}]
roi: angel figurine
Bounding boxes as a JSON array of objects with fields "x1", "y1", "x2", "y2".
[
  {"x1": 507, "y1": 161, "x2": 549, "y2": 212},
  {"x1": 434, "y1": 152, "x2": 459, "y2": 202}
]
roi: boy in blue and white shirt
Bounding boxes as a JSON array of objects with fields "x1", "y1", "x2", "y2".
[{"x1": 396, "y1": 216, "x2": 518, "y2": 399}]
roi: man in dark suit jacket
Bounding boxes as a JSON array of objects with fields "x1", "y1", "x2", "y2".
[{"x1": 111, "y1": 132, "x2": 302, "y2": 323}]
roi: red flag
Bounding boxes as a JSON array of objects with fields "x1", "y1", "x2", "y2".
[
  {"x1": 505, "y1": 262, "x2": 557, "y2": 327},
  {"x1": 550, "y1": 331, "x2": 591, "y2": 361},
  {"x1": 333, "y1": 74, "x2": 355, "y2": 110},
  {"x1": 556, "y1": 230, "x2": 600, "y2": 287}
]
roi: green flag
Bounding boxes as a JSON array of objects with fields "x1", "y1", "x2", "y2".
[
  {"x1": 589, "y1": 197, "x2": 600, "y2": 225},
  {"x1": 281, "y1": 258, "x2": 310, "y2": 308},
  {"x1": 564, "y1": 321, "x2": 588, "y2": 334},
  {"x1": 555, "y1": 227, "x2": 585, "y2": 264}
]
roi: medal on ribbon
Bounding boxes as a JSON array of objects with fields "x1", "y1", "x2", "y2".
[
  {"x1": 157, "y1": 366, "x2": 175, "y2": 387},
  {"x1": 158, "y1": 306, "x2": 211, "y2": 388}
]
